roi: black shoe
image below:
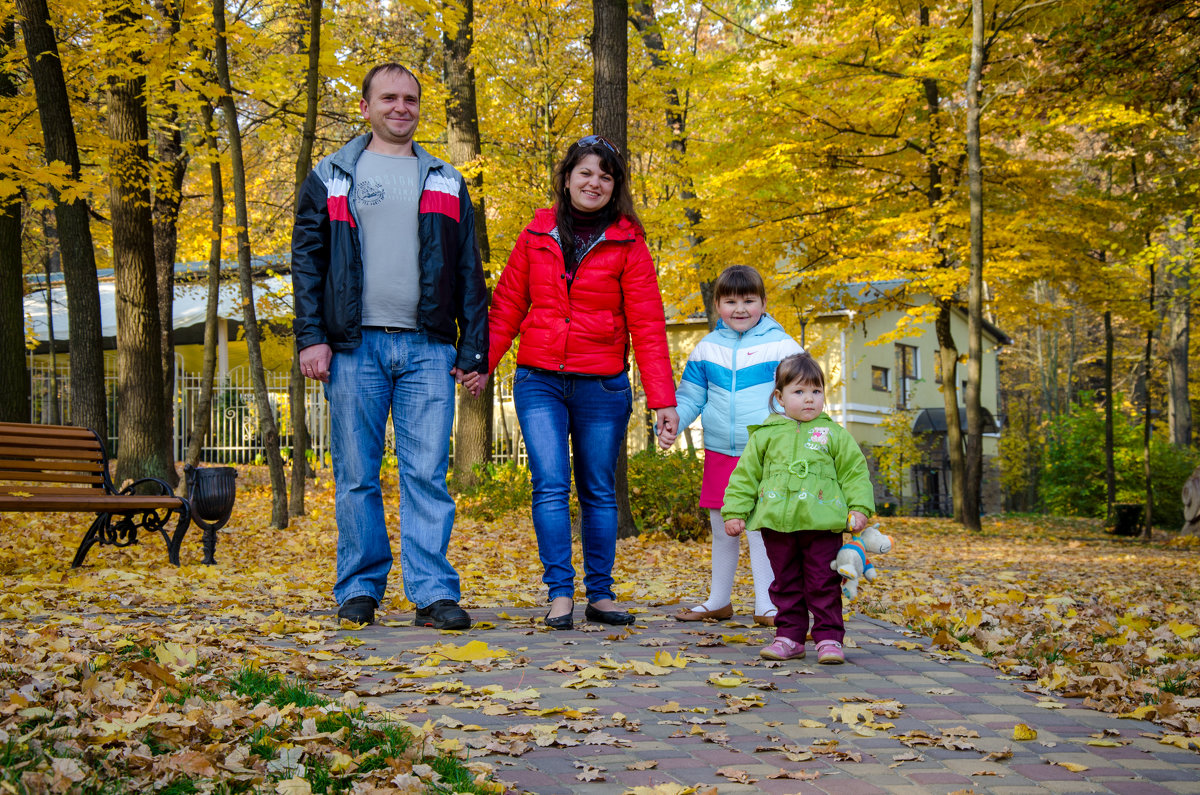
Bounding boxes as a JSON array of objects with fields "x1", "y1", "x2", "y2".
[
  {"x1": 585, "y1": 603, "x2": 635, "y2": 625},
  {"x1": 337, "y1": 596, "x2": 376, "y2": 626},
  {"x1": 414, "y1": 599, "x2": 471, "y2": 630},
  {"x1": 544, "y1": 606, "x2": 574, "y2": 630}
]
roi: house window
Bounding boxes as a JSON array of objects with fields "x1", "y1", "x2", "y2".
[
  {"x1": 895, "y1": 344, "x2": 918, "y2": 409},
  {"x1": 871, "y1": 366, "x2": 889, "y2": 392}
]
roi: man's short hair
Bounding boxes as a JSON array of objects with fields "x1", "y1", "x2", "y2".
[
  {"x1": 712, "y1": 265, "x2": 767, "y2": 302},
  {"x1": 362, "y1": 63, "x2": 422, "y2": 101}
]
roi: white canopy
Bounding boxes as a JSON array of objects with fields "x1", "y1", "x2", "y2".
[{"x1": 24, "y1": 276, "x2": 293, "y2": 342}]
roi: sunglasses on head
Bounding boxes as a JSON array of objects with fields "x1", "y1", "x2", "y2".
[{"x1": 576, "y1": 134, "x2": 620, "y2": 157}]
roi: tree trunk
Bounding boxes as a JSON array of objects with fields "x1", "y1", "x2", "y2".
[
  {"x1": 214, "y1": 0, "x2": 288, "y2": 528},
  {"x1": 591, "y1": 0, "x2": 638, "y2": 538},
  {"x1": 962, "y1": 0, "x2": 984, "y2": 530},
  {"x1": 41, "y1": 213, "x2": 62, "y2": 425},
  {"x1": 591, "y1": 0, "x2": 628, "y2": 155},
  {"x1": 182, "y1": 105, "x2": 223, "y2": 478},
  {"x1": 289, "y1": 0, "x2": 321, "y2": 516},
  {"x1": 1165, "y1": 213, "x2": 1192, "y2": 447},
  {"x1": 0, "y1": 22, "x2": 28, "y2": 424},
  {"x1": 1104, "y1": 309, "x2": 1116, "y2": 524},
  {"x1": 0, "y1": 196, "x2": 23, "y2": 424},
  {"x1": 444, "y1": 0, "x2": 493, "y2": 490},
  {"x1": 1142, "y1": 259, "x2": 1154, "y2": 539},
  {"x1": 935, "y1": 304, "x2": 966, "y2": 522},
  {"x1": 108, "y1": 1, "x2": 170, "y2": 485},
  {"x1": 152, "y1": 0, "x2": 188, "y2": 486},
  {"x1": 631, "y1": 2, "x2": 710, "y2": 326},
  {"x1": 17, "y1": 0, "x2": 107, "y2": 438},
  {"x1": 920, "y1": 6, "x2": 963, "y2": 524}
]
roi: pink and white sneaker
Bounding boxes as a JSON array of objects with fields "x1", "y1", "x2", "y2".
[
  {"x1": 759, "y1": 636, "x2": 805, "y2": 661},
  {"x1": 816, "y1": 639, "x2": 845, "y2": 664}
]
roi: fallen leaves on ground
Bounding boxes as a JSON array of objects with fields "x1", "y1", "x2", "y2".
[
  {"x1": 856, "y1": 516, "x2": 1200, "y2": 736},
  {"x1": 2, "y1": 471, "x2": 1198, "y2": 794}
]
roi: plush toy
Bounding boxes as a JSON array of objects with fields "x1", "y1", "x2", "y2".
[{"x1": 831, "y1": 523, "x2": 894, "y2": 600}]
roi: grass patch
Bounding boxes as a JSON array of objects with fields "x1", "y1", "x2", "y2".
[
  {"x1": 248, "y1": 724, "x2": 277, "y2": 759},
  {"x1": 163, "y1": 681, "x2": 220, "y2": 705},
  {"x1": 226, "y1": 667, "x2": 279, "y2": 702},
  {"x1": 427, "y1": 755, "x2": 489, "y2": 794},
  {"x1": 158, "y1": 777, "x2": 200, "y2": 795},
  {"x1": 225, "y1": 667, "x2": 327, "y2": 708}
]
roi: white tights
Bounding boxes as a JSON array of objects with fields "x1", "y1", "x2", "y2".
[{"x1": 693, "y1": 508, "x2": 777, "y2": 616}]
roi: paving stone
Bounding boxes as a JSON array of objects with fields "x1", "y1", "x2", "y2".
[
  {"x1": 1103, "y1": 784, "x2": 1185, "y2": 795},
  {"x1": 297, "y1": 608, "x2": 1200, "y2": 794}
]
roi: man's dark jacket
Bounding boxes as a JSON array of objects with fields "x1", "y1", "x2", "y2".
[{"x1": 291, "y1": 134, "x2": 488, "y2": 373}]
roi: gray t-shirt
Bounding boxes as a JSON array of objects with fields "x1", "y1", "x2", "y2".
[{"x1": 355, "y1": 151, "x2": 421, "y2": 329}]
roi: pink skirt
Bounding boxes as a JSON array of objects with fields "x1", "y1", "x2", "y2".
[{"x1": 699, "y1": 450, "x2": 741, "y2": 510}]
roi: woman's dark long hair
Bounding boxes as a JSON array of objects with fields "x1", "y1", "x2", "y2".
[{"x1": 551, "y1": 136, "x2": 641, "y2": 260}]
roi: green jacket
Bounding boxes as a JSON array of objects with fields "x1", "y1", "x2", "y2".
[{"x1": 722, "y1": 413, "x2": 875, "y2": 532}]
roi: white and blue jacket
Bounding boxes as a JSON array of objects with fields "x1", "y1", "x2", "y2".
[{"x1": 675, "y1": 314, "x2": 803, "y2": 457}]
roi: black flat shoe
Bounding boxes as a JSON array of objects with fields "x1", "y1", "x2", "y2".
[
  {"x1": 544, "y1": 608, "x2": 574, "y2": 630},
  {"x1": 585, "y1": 604, "x2": 635, "y2": 625}
]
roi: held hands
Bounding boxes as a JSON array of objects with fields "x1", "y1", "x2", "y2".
[
  {"x1": 299, "y1": 344, "x2": 333, "y2": 383},
  {"x1": 724, "y1": 518, "x2": 745, "y2": 537},
  {"x1": 655, "y1": 407, "x2": 679, "y2": 450},
  {"x1": 848, "y1": 510, "x2": 868, "y2": 533},
  {"x1": 452, "y1": 368, "x2": 489, "y2": 398}
]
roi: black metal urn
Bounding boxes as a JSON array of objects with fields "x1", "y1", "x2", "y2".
[{"x1": 184, "y1": 465, "x2": 238, "y2": 564}]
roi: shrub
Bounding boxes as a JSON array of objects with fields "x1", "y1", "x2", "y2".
[
  {"x1": 454, "y1": 461, "x2": 533, "y2": 520},
  {"x1": 1041, "y1": 401, "x2": 1198, "y2": 528},
  {"x1": 454, "y1": 450, "x2": 711, "y2": 541},
  {"x1": 627, "y1": 449, "x2": 708, "y2": 541}
]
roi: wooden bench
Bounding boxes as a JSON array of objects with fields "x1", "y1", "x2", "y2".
[{"x1": 0, "y1": 421, "x2": 191, "y2": 567}]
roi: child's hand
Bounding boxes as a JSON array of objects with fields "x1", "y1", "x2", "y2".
[
  {"x1": 724, "y1": 518, "x2": 744, "y2": 537},
  {"x1": 656, "y1": 427, "x2": 677, "y2": 450},
  {"x1": 848, "y1": 510, "x2": 868, "y2": 532}
]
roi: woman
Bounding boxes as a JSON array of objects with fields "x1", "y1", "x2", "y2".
[{"x1": 487, "y1": 135, "x2": 679, "y2": 629}]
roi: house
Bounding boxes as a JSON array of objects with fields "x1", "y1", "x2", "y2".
[{"x1": 663, "y1": 281, "x2": 1010, "y2": 515}]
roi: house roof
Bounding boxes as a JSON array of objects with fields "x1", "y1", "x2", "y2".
[
  {"x1": 22, "y1": 254, "x2": 290, "y2": 289},
  {"x1": 798, "y1": 280, "x2": 1013, "y2": 346}
]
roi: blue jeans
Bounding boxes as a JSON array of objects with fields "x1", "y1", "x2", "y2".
[
  {"x1": 514, "y1": 367, "x2": 633, "y2": 603},
  {"x1": 325, "y1": 329, "x2": 460, "y2": 608}
]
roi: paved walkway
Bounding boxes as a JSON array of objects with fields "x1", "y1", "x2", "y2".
[{"x1": 345, "y1": 607, "x2": 1200, "y2": 794}]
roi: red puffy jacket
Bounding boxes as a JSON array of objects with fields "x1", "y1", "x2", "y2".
[{"x1": 488, "y1": 208, "x2": 676, "y2": 409}]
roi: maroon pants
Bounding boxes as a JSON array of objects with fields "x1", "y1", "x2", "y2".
[{"x1": 761, "y1": 529, "x2": 845, "y2": 646}]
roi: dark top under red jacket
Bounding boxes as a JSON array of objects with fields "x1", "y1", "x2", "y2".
[{"x1": 488, "y1": 208, "x2": 677, "y2": 410}]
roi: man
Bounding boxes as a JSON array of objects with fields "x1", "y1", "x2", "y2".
[{"x1": 291, "y1": 63, "x2": 488, "y2": 629}]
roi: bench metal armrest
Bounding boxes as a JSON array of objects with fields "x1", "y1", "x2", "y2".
[{"x1": 117, "y1": 477, "x2": 177, "y2": 498}]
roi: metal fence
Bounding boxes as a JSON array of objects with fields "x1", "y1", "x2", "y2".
[
  {"x1": 26, "y1": 357, "x2": 657, "y2": 466},
  {"x1": 28, "y1": 357, "x2": 332, "y2": 464}
]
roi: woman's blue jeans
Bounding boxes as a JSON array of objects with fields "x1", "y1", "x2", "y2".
[{"x1": 514, "y1": 367, "x2": 633, "y2": 603}]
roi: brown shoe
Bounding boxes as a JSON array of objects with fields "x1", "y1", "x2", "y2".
[
  {"x1": 754, "y1": 614, "x2": 777, "y2": 627},
  {"x1": 673, "y1": 603, "x2": 733, "y2": 622}
]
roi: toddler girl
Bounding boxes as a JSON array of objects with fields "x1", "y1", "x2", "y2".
[{"x1": 722, "y1": 352, "x2": 875, "y2": 664}]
